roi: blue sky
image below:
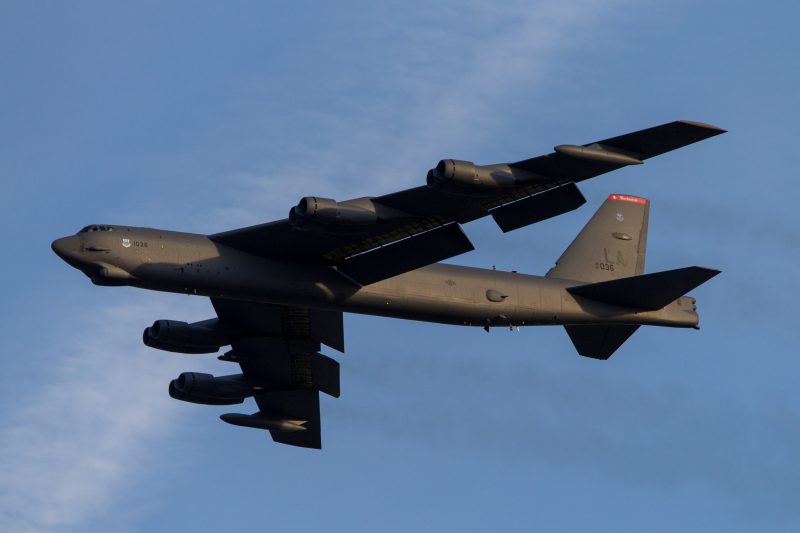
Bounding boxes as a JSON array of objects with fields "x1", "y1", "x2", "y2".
[{"x1": 1, "y1": 1, "x2": 799, "y2": 531}]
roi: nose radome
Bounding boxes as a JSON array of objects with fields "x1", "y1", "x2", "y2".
[{"x1": 51, "y1": 236, "x2": 80, "y2": 261}]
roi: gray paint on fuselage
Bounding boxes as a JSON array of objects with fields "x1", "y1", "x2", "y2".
[{"x1": 61, "y1": 226, "x2": 699, "y2": 330}]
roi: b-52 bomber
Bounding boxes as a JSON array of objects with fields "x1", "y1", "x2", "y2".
[{"x1": 53, "y1": 120, "x2": 725, "y2": 449}]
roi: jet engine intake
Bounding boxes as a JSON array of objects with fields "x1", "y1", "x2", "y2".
[
  {"x1": 168, "y1": 372, "x2": 252, "y2": 405},
  {"x1": 426, "y1": 160, "x2": 517, "y2": 192},
  {"x1": 143, "y1": 318, "x2": 229, "y2": 354},
  {"x1": 290, "y1": 196, "x2": 378, "y2": 226}
]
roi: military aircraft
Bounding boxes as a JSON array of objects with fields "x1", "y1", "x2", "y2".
[{"x1": 52, "y1": 120, "x2": 724, "y2": 449}]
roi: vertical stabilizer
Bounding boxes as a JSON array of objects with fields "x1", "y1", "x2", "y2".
[
  {"x1": 546, "y1": 194, "x2": 649, "y2": 283},
  {"x1": 564, "y1": 325, "x2": 640, "y2": 360}
]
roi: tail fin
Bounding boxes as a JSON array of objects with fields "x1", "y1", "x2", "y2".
[
  {"x1": 551, "y1": 195, "x2": 719, "y2": 360},
  {"x1": 564, "y1": 325, "x2": 639, "y2": 360},
  {"x1": 563, "y1": 267, "x2": 720, "y2": 359},
  {"x1": 546, "y1": 194, "x2": 649, "y2": 283}
]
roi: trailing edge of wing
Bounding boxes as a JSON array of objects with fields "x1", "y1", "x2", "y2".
[
  {"x1": 337, "y1": 223, "x2": 474, "y2": 285},
  {"x1": 490, "y1": 182, "x2": 586, "y2": 233}
]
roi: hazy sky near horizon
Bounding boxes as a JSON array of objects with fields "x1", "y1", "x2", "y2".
[{"x1": 1, "y1": 1, "x2": 799, "y2": 531}]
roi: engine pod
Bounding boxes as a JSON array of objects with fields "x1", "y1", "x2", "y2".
[
  {"x1": 290, "y1": 197, "x2": 378, "y2": 226},
  {"x1": 169, "y1": 372, "x2": 251, "y2": 405},
  {"x1": 143, "y1": 318, "x2": 230, "y2": 354},
  {"x1": 427, "y1": 160, "x2": 517, "y2": 192}
]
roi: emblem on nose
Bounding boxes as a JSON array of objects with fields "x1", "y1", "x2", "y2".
[{"x1": 122, "y1": 238, "x2": 131, "y2": 248}]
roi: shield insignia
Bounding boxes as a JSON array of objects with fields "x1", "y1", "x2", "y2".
[
  {"x1": 616, "y1": 213, "x2": 624, "y2": 222},
  {"x1": 122, "y1": 238, "x2": 131, "y2": 248}
]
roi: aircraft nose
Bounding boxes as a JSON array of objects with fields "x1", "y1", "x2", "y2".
[{"x1": 51, "y1": 235, "x2": 82, "y2": 263}]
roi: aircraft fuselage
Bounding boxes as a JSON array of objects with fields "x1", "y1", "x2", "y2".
[{"x1": 52, "y1": 225, "x2": 699, "y2": 330}]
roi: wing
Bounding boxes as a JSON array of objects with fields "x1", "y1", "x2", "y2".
[
  {"x1": 211, "y1": 120, "x2": 724, "y2": 285},
  {"x1": 211, "y1": 298, "x2": 343, "y2": 449}
]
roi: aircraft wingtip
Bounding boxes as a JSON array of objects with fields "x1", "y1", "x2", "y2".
[{"x1": 677, "y1": 120, "x2": 727, "y2": 133}]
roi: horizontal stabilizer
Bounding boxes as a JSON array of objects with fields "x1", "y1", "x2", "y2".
[
  {"x1": 565, "y1": 325, "x2": 640, "y2": 360},
  {"x1": 567, "y1": 266, "x2": 720, "y2": 310}
]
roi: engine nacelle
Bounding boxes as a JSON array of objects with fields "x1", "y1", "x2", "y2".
[
  {"x1": 143, "y1": 319, "x2": 230, "y2": 354},
  {"x1": 426, "y1": 159, "x2": 517, "y2": 192},
  {"x1": 169, "y1": 372, "x2": 252, "y2": 405},
  {"x1": 289, "y1": 196, "x2": 378, "y2": 226}
]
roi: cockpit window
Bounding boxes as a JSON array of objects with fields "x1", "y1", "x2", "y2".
[{"x1": 79, "y1": 225, "x2": 114, "y2": 233}]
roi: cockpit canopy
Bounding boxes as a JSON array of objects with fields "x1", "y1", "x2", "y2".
[{"x1": 79, "y1": 225, "x2": 114, "y2": 233}]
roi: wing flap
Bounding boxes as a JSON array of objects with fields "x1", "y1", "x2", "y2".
[
  {"x1": 337, "y1": 223, "x2": 474, "y2": 285},
  {"x1": 490, "y1": 182, "x2": 586, "y2": 233}
]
